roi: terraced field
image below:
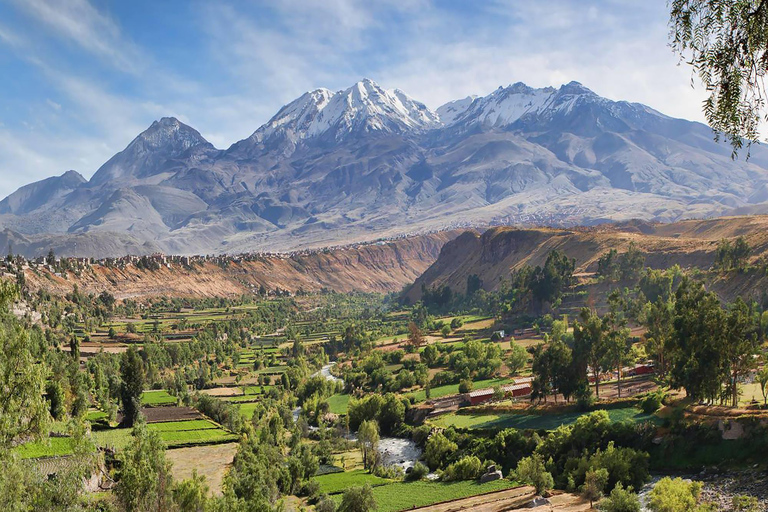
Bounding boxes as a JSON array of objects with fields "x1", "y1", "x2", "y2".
[
  {"x1": 141, "y1": 389, "x2": 177, "y2": 406},
  {"x1": 331, "y1": 478, "x2": 520, "y2": 512},
  {"x1": 18, "y1": 419, "x2": 237, "y2": 458},
  {"x1": 431, "y1": 406, "x2": 659, "y2": 431},
  {"x1": 314, "y1": 469, "x2": 392, "y2": 495}
]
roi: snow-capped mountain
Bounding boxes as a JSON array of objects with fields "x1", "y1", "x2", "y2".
[
  {"x1": 4, "y1": 78, "x2": 768, "y2": 258},
  {"x1": 248, "y1": 78, "x2": 439, "y2": 146}
]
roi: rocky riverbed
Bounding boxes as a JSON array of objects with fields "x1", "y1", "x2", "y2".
[
  {"x1": 697, "y1": 469, "x2": 768, "y2": 511},
  {"x1": 640, "y1": 469, "x2": 767, "y2": 511}
]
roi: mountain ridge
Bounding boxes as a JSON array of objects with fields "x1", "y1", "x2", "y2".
[{"x1": 4, "y1": 78, "x2": 768, "y2": 258}]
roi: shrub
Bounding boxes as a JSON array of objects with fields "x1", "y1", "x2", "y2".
[
  {"x1": 458, "y1": 379, "x2": 473, "y2": 394},
  {"x1": 338, "y1": 485, "x2": 376, "y2": 512},
  {"x1": 425, "y1": 432, "x2": 458, "y2": 470},
  {"x1": 639, "y1": 391, "x2": 664, "y2": 414},
  {"x1": 514, "y1": 454, "x2": 553, "y2": 495},
  {"x1": 442, "y1": 456, "x2": 483, "y2": 482},
  {"x1": 599, "y1": 483, "x2": 640, "y2": 512},
  {"x1": 316, "y1": 494, "x2": 337, "y2": 512},
  {"x1": 405, "y1": 462, "x2": 429, "y2": 481}
]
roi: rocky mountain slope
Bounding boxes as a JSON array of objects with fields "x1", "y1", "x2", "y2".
[
  {"x1": 21, "y1": 231, "x2": 458, "y2": 299},
  {"x1": 4, "y1": 79, "x2": 768, "y2": 257},
  {"x1": 403, "y1": 215, "x2": 768, "y2": 304}
]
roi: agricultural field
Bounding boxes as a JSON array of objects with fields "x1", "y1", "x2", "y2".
[
  {"x1": 327, "y1": 393, "x2": 350, "y2": 414},
  {"x1": 166, "y1": 443, "x2": 239, "y2": 496},
  {"x1": 407, "y1": 377, "x2": 516, "y2": 403},
  {"x1": 17, "y1": 419, "x2": 237, "y2": 458},
  {"x1": 92, "y1": 419, "x2": 237, "y2": 451},
  {"x1": 331, "y1": 479, "x2": 520, "y2": 512},
  {"x1": 431, "y1": 406, "x2": 659, "y2": 431},
  {"x1": 314, "y1": 469, "x2": 392, "y2": 495},
  {"x1": 141, "y1": 389, "x2": 177, "y2": 406}
]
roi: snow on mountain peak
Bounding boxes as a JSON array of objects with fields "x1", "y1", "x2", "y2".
[
  {"x1": 440, "y1": 81, "x2": 605, "y2": 128},
  {"x1": 137, "y1": 117, "x2": 210, "y2": 151},
  {"x1": 253, "y1": 79, "x2": 440, "y2": 143}
]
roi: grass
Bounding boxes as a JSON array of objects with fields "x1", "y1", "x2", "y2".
[
  {"x1": 432, "y1": 406, "x2": 659, "y2": 431},
  {"x1": 16, "y1": 437, "x2": 75, "y2": 459},
  {"x1": 328, "y1": 394, "x2": 350, "y2": 414},
  {"x1": 314, "y1": 469, "x2": 392, "y2": 495},
  {"x1": 331, "y1": 479, "x2": 519, "y2": 512},
  {"x1": 739, "y1": 382, "x2": 767, "y2": 406},
  {"x1": 141, "y1": 389, "x2": 177, "y2": 406},
  {"x1": 238, "y1": 402, "x2": 260, "y2": 419},
  {"x1": 85, "y1": 410, "x2": 108, "y2": 422},
  {"x1": 408, "y1": 377, "x2": 516, "y2": 403},
  {"x1": 93, "y1": 419, "x2": 237, "y2": 451}
]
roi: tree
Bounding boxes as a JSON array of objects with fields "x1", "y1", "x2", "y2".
[
  {"x1": 722, "y1": 298, "x2": 761, "y2": 407},
  {"x1": 357, "y1": 420, "x2": 380, "y2": 470},
  {"x1": 599, "y1": 483, "x2": 641, "y2": 512},
  {"x1": 466, "y1": 274, "x2": 483, "y2": 296},
  {"x1": 573, "y1": 308, "x2": 610, "y2": 399},
  {"x1": 46, "y1": 380, "x2": 66, "y2": 421},
  {"x1": 407, "y1": 322, "x2": 424, "y2": 349},
  {"x1": 116, "y1": 420, "x2": 174, "y2": 512},
  {"x1": 606, "y1": 293, "x2": 632, "y2": 399},
  {"x1": 458, "y1": 378, "x2": 473, "y2": 394},
  {"x1": 514, "y1": 453, "x2": 554, "y2": 495},
  {"x1": 668, "y1": 280, "x2": 727, "y2": 402},
  {"x1": 422, "y1": 343, "x2": 439, "y2": 367},
  {"x1": 173, "y1": 470, "x2": 209, "y2": 512},
  {"x1": 758, "y1": 365, "x2": 768, "y2": 405},
  {"x1": 507, "y1": 341, "x2": 528, "y2": 376},
  {"x1": 643, "y1": 298, "x2": 675, "y2": 377},
  {"x1": 582, "y1": 468, "x2": 609, "y2": 508},
  {"x1": 0, "y1": 282, "x2": 49, "y2": 448},
  {"x1": 338, "y1": 484, "x2": 376, "y2": 512},
  {"x1": 648, "y1": 477, "x2": 702, "y2": 512},
  {"x1": 670, "y1": 1, "x2": 768, "y2": 152},
  {"x1": 424, "y1": 432, "x2": 458, "y2": 470},
  {"x1": 120, "y1": 345, "x2": 146, "y2": 427}
]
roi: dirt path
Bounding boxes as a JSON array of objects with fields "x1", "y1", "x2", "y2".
[{"x1": 408, "y1": 487, "x2": 592, "y2": 512}]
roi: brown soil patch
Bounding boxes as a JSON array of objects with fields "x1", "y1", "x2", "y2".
[
  {"x1": 199, "y1": 387, "x2": 244, "y2": 397},
  {"x1": 141, "y1": 406, "x2": 202, "y2": 423},
  {"x1": 167, "y1": 443, "x2": 238, "y2": 496},
  {"x1": 408, "y1": 486, "x2": 591, "y2": 512}
]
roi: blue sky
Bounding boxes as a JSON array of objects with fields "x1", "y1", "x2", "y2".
[{"x1": 0, "y1": 0, "x2": 707, "y2": 198}]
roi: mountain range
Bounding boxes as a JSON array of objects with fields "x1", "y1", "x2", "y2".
[{"x1": 4, "y1": 78, "x2": 768, "y2": 258}]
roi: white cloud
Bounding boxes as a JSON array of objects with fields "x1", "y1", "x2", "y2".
[
  {"x1": 7, "y1": 0, "x2": 143, "y2": 73},
  {"x1": 0, "y1": 0, "x2": 722, "y2": 200}
]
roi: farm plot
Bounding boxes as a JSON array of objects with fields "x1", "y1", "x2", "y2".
[
  {"x1": 16, "y1": 437, "x2": 75, "y2": 459},
  {"x1": 93, "y1": 419, "x2": 237, "y2": 451},
  {"x1": 331, "y1": 479, "x2": 519, "y2": 512},
  {"x1": 238, "y1": 402, "x2": 260, "y2": 419},
  {"x1": 327, "y1": 394, "x2": 350, "y2": 414},
  {"x1": 408, "y1": 377, "x2": 516, "y2": 403},
  {"x1": 141, "y1": 389, "x2": 177, "y2": 406},
  {"x1": 431, "y1": 406, "x2": 659, "y2": 431},
  {"x1": 167, "y1": 443, "x2": 239, "y2": 496},
  {"x1": 142, "y1": 406, "x2": 202, "y2": 423},
  {"x1": 314, "y1": 469, "x2": 392, "y2": 495}
]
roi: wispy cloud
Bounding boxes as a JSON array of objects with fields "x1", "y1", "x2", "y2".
[
  {"x1": 0, "y1": 0, "x2": 713, "y2": 199},
  {"x1": 7, "y1": 0, "x2": 143, "y2": 73}
]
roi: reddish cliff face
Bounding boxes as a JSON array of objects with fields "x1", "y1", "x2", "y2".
[
  {"x1": 404, "y1": 216, "x2": 768, "y2": 303},
  {"x1": 22, "y1": 231, "x2": 459, "y2": 299}
]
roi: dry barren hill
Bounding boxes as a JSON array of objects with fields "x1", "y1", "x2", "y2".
[
  {"x1": 23, "y1": 231, "x2": 458, "y2": 299},
  {"x1": 404, "y1": 215, "x2": 768, "y2": 303}
]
